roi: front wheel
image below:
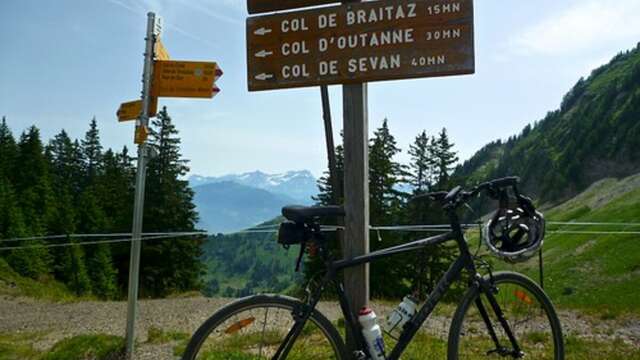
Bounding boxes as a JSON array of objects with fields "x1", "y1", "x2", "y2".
[
  {"x1": 448, "y1": 271, "x2": 564, "y2": 359},
  {"x1": 181, "y1": 294, "x2": 347, "y2": 360}
]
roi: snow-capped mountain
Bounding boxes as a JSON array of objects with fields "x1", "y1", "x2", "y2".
[{"x1": 190, "y1": 170, "x2": 317, "y2": 204}]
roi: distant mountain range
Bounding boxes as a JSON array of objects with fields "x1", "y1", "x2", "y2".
[
  {"x1": 190, "y1": 170, "x2": 317, "y2": 204},
  {"x1": 190, "y1": 170, "x2": 318, "y2": 234}
]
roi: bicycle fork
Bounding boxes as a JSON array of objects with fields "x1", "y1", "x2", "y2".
[{"x1": 476, "y1": 279, "x2": 524, "y2": 358}]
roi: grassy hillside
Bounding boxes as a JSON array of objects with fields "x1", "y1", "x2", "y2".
[
  {"x1": 455, "y1": 44, "x2": 640, "y2": 204},
  {"x1": 201, "y1": 218, "x2": 301, "y2": 297},
  {"x1": 498, "y1": 173, "x2": 640, "y2": 315},
  {"x1": 0, "y1": 258, "x2": 82, "y2": 302}
]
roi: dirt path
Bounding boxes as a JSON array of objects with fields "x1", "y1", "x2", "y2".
[{"x1": 1, "y1": 295, "x2": 638, "y2": 359}]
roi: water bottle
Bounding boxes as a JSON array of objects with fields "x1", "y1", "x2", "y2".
[
  {"x1": 385, "y1": 295, "x2": 418, "y2": 335},
  {"x1": 358, "y1": 307, "x2": 386, "y2": 360}
]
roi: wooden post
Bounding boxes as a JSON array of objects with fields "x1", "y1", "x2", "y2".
[{"x1": 342, "y1": 82, "x2": 369, "y2": 350}]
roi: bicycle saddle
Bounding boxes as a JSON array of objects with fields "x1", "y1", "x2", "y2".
[{"x1": 282, "y1": 205, "x2": 345, "y2": 223}]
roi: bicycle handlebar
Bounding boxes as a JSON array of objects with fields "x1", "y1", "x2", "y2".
[{"x1": 411, "y1": 176, "x2": 523, "y2": 210}]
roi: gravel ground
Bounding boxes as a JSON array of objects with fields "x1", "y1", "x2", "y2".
[{"x1": 0, "y1": 295, "x2": 638, "y2": 359}]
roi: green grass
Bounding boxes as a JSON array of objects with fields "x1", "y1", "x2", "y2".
[
  {"x1": 146, "y1": 326, "x2": 190, "y2": 344},
  {"x1": 41, "y1": 334, "x2": 124, "y2": 360},
  {"x1": 0, "y1": 332, "x2": 41, "y2": 360},
  {"x1": 0, "y1": 258, "x2": 87, "y2": 302},
  {"x1": 503, "y1": 175, "x2": 640, "y2": 315},
  {"x1": 0, "y1": 333, "x2": 123, "y2": 360},
  {"x1": 145, "y1": 326, "x2": 192, "y2": 357}
]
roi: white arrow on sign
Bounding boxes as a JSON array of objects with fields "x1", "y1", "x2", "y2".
[
  {"x1": 253, "y1": 27, "x2": 272, "y2": 36},
  {"x1": 254, "y1": 50, "x2": 273, "y2": 58},
  {"x1": 255, "y1": 73, "x2": 274, "y2": 81}
]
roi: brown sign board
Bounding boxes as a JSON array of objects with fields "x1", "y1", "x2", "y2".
[
  {"x1": 247, "y1": 0, "x2": 337, "y2": 14},
  {"x1": 117, "y1": 97, "x2": 158, "y2": 122},
  {"x1": 151, "y1": 60, "x2": 218, "y2": 98},
  {"x1": 247, "y1": 0, "x2": 474, "y2": 91}
]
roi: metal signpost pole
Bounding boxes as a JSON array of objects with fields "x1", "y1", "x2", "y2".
[{"x1": 125, "y1": 11, "x2": 156, "y2": 359}]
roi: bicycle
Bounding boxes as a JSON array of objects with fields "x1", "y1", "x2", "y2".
[{"x1": 182, "y1": 177, "x2": 564, "y2": 359}]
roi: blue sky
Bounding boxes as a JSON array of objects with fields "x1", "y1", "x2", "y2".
[{"x1": 1, "y1": 0, "x2": 639, "y2": 178}]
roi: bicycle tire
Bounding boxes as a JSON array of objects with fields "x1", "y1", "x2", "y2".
[
  {"x1": 448, "y1": 271, "x2": 564, "y2": 359},
  {"x1": 182, "y1": 294, "x2": 348, "y2": 360}
]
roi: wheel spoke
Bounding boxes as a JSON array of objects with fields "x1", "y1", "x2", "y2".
[{"x1": 258, "y1": 307, "x2": 269, "y2": 358}]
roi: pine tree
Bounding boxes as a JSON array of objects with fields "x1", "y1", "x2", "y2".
[
  {"x1": 59, "y1": 241, "x2": 93, "y2": 296},
  {"x1": 0, "y1": 117, "x2": 17, "y2": 181},
  {"x1": 368, "y1": 119, "x2": 410, "y2": 297},
  {"x1": 143, "y1": 107, "x2": 203, "y2": 296},
  {"x1": 0, "y1": 178, "x2": 28, "y2": 249},
  {"x1": 433, "y1": 128, "x2": 459, "y2": 188},
  {"x1": 77, "y1": 188, "x2": 120, "y2": 298},
  {"x1": 46, "y1": 130, "x2": 83, "y2": 235},
  {"x1": 95, "y1": 148, "x2": 134, "y2": 232},
  {"x1": 404, "y1": 128, "x2": 460, "y2": 299},
  {"x1": 82, "y1": 117, "x2": 103, "y2": 182},
  {"x1": 10, "y1": 127, "x2": 53, "y2": 278},
  {"x1": 369, "y1": 119, "x2": 408, "y2": 223},
  {"x1": 408, "y1": 130, "x2": 435, "y2": 192},
  {"x1": 314, "y1": 143, "x2": 344, "y2": 206},
  {"x1": 97, "y1": 146, "x2": 135, "y2": 290},
  {"x1": 87, "y1": 244, "x2": 118, "y2": 299}
]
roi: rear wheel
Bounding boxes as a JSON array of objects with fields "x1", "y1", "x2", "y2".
[
  {"x1": 182, "y1": 294, "x2": 347, "y2": 360},
  {"x1": 448, "y1": 272, "x2": 563, "y2": 359}
]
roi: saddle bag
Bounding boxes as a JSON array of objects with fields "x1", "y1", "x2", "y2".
[{"x1": 278, "y1": 221, "x2": 307, "y2": 246}]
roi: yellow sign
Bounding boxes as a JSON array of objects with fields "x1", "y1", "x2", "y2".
[
  {"x1": 134, "y1": 125, "x2": 149, "y2": 145},
  {"x1": 152, "y1": 60, "x2": 217, "y2": 98},
  {"x1": 117, "y1": 98, "x2": 158, "y2": 122},
  {"x1": 155, "y1": 38, "x2": 170, "y2": 61}
]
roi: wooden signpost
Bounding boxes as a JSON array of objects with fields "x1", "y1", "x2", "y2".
[
  {"x1": 246, "y1": 0, "x2": 475, "y2": 353},
  {"x1": 247, "y1": 0, "x2": 474, "y2": 91},
  {"x1": 247, "y1": 0, "x2": 337, "y2": 14}
]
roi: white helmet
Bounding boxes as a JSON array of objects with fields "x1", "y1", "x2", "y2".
[{"x1": 483, "y1": 198, "x2": 545, "y2": 263}]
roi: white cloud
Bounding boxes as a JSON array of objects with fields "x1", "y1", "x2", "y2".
[{"x1": 509, "y1": 0, "x2": 640, "y2": 56}]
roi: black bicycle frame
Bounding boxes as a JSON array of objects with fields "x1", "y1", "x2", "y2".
[{"x1": 273, "y1": 212, "x2": 523, "y2": 359}]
